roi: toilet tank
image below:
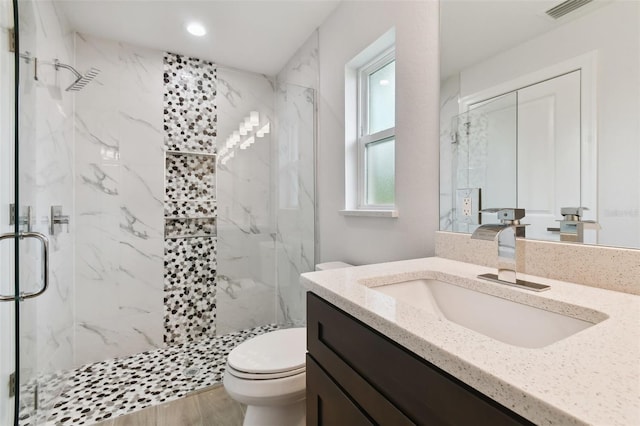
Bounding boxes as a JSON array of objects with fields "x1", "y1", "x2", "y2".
[{"x1": 315, "y1": 262, "x2": 353, "y2": 271}]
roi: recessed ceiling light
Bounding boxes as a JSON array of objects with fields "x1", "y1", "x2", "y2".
[
  {"x1": 186, "y1": 22, "x2": 207, "y2": 37},
  {"x1": 379, "y1": 79, "x2": 390, "y2": 86}
]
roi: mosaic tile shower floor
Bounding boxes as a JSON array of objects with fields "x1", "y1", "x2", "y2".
[{"x1": 19, "y1": 324, "x2": 278, "y2": 426}]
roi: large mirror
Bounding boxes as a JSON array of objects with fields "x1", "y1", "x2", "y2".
[{"x1": 439, "y1": 0, "x2": 640, "y2": 249}]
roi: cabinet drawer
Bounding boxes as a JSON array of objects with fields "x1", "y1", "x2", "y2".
[{"x1": 307, "y1": 292, "x2": 532, "y2": 426}]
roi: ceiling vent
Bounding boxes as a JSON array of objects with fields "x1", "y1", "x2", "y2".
[{"x1": 546, "y1": 0, "x2": 594, "y2": 19}]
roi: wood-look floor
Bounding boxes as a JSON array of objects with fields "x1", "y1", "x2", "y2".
[{"x1": 94, "y1": 385, "x2": 245, "y2": 426}]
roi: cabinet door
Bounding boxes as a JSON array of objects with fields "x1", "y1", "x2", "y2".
[{"x1": 307, "y1": 355, "x2": 373, "y2": 426}]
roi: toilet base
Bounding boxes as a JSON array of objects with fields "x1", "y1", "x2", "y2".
[{"x1": 243, "y1": 398, "x2": 305, "y2": 426}]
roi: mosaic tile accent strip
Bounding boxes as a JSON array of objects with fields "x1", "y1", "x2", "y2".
[
  {"x1": 165, "y1": 217, "x2": 216, "y2": 238},
  {"x1": 164, "y1": 236, "x2": 217, "y2": 345},
  {"x1": 165, "y1": 153, "x2": 216, "y2": 201},
  {"x1": 19, "y1": 324, "x2": 278, "y2": 426},
  {"x1": 164, "y1": 200, "x2": 217, "y2": 218},
  {"x1": 163, "y1": 52, "x2": 218, "y2": 349},
  {"x1": 164, "y1": 53, "x2": 217, "y2": 153}
]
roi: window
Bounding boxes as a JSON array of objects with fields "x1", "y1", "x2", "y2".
[{"x1": 358, "y1": 48, "x2": 395, "y2": 209}]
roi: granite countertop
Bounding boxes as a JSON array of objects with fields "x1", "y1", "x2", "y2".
[{"x1": 301, "y1": 257, "x2": 640, "y2": 426}]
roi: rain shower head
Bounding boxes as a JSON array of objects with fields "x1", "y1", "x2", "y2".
[
  {"x1": 53, "y1": 59, "x2": 100, "y2": 92},
  {"x1": 66, "y1": 67, "x2": 100, "y2": 91}
]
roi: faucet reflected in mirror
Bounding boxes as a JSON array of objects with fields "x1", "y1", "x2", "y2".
[
  {"x1": 471, "y1": 208, "x2": 550, "y2": 292},
  {"x1": 552, "y1": 207, "x2": 600, "y2": 243}
]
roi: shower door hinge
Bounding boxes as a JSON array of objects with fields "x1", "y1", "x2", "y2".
[
  {"x1": 8, "y1": 372, "x2": 15, "y2": 397},
  {"x1": 8, "y1": 28, "x2": 15, "y2": 53},
  {"x1": 10, "y1": 204, "x2": 33, "y2": 232}
]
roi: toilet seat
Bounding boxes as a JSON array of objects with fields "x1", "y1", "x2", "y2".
[
  {"x1": 227, "y1": 328, "x2": 306, "y2": 376},
  {"x1": 226, "y1": 364, "x2": 306, "y2": 380}
]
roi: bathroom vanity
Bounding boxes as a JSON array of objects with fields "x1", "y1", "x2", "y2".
[
  {"x1": 302, "y1": 257, "x2": 640, "y2": 425},
  {"x1": 306, "y1": 292, "x2": 531, "y2": 425}
]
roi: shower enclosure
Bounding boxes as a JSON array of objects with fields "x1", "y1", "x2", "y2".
[{"x1": 1, "y1": 0, "x2": 317, "y2": 424}]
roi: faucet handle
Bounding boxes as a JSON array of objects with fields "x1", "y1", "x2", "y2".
[
  {"x1": 560, "y1": 207, "x2": 588, "y2": 218},
  {"x1": 480, "y1": 208, "x2": 525, "y2": 222}
]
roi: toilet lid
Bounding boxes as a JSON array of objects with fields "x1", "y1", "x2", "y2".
[{"x1": 228, "y1": 328, "x2": 306, "y2": 374}]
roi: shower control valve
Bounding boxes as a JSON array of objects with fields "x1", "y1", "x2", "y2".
[{"x1": 50, "y1": 205, "x2": 70, "y2": 235}]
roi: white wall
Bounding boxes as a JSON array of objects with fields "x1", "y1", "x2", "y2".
[{"x1": 317, "y1": 1, "x2": 439, "y2": 265}]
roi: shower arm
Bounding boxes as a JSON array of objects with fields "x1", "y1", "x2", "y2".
[{"x1": 53, "y1": 59, "x2": 83, "y2": 80}]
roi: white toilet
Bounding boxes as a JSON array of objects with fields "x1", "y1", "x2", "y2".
[{"x1": 223, "y1": 261, "x2": 352, "y2": 426}]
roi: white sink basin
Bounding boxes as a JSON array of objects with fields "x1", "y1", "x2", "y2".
[{"x1": 372, "y1": 279, "x2": 595, "y2": 348}]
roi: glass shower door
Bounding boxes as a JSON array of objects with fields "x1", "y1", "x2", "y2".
[
  {"x1": 2, "y1": 0, "x2": 53, "y2": 424},
  {"x1": 274, "y1": 82, "x2": 316, "y2": 327}
]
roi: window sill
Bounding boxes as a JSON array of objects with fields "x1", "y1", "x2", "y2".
[{"x1": 339, "y1": 209, "x2": 399, "y2": 218}]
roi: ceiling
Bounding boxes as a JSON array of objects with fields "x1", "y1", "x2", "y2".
[
  {"x1": 57, "y1": 0, "x2": 341, "y2": 76},
  {"x1": 440, "y1": 0, "x2": 613, "y2": 81}
]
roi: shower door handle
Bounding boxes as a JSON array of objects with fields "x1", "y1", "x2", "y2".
[{"x1": 0, "y1": 231, "x2": 49, "y2": 301}]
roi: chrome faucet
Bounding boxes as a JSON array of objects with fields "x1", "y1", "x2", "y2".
[{"x1": 471, "y1": 208, "x2": 549, "y2": 292}]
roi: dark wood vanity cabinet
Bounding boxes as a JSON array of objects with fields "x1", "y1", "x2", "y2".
[{"x1": 306, "y1": 292, "x2": 534, "y2": 426}]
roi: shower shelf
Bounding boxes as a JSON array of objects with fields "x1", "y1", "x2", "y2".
[
  {"x1": 166, "y1": 150, "x2": 216, "y2": 158},
  {"x1": 165, "y1": 233, "x2": 216, "y2": 240},
  {"x1": 164, "y1": 216, "x2": 216, "y2": 220},
  {"x1": 167, "y1": 199, "x2": 217, "y2": 203}
]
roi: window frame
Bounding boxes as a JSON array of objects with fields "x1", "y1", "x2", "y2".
[{"x1": 357, "y1": 47, "x2": 396, "y2": 210}]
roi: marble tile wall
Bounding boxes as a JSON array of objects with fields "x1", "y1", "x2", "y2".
[
  {"x1": 276, "y1": 30, "x2": 319, "y2": 90},
  {"x1": 163, "y1": 53, "x2": 218, "y2": 345},
  {"x1": 74, "y1": 33, "x2": 165, "y2": 366}
]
